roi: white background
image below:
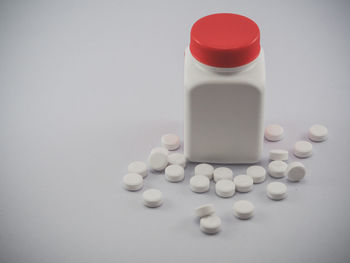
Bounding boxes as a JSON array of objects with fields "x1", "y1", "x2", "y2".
[{"x1": 1, "y1": 0, "x2": 350, "y2": 262}]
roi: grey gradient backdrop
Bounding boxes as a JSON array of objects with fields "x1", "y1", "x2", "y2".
[{"x1": 1, "y1": 0, "x2": 350, "y2": 262}]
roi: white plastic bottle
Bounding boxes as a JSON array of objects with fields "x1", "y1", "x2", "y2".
[{"x1": 184, "y1": 13, "x2": 265, "y2": 164}]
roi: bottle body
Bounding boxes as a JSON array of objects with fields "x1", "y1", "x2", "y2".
[{"x1": 184, "y1": 47, "x2": 265, "y2": 163}]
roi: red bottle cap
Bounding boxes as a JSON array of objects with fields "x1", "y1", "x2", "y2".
[{"x1": 190, "y1": 13, "x2": 261, "y2": 68}]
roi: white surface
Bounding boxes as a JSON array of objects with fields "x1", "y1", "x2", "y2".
[
  {"x1": 213, "y1": 167, "x2": 233, "y2": 182},
  {"x1": 308, "y1": 124, "x2": 328, "y2": 142},
  {"x1": 194, "y1": 163, "x2": 214, "y2": 180},
  {"x1": 264, "y1": 124, "x2": 284, "y2": 141},
  {"x1": 199, "y1": 215, "x2": 221, "y2": 234},
  {"x1": 233, "y1": 200, "x2": 255, "y2": 219},
  {"x1": 267, "y1": 182, "x2": 287, "y2": 201},
  {"x1": 142, "y1": 189, "x2": 163, "y2": 208},
  {"x1": 294, "y1": 141, "x2": 313, "y2": 158},
  {"x1": 189, "y1": 175, "x2": 210, "y2": 193},
  {"x1": 184, "y1": 47, "x2": 265, "y2": 164},
  {"x1": 161, "y1": 133, "x2": 180, "y2": 150},
  {"x1": 286, "y1": 162, "x2": 306, "y2": 182},
  {"x1": 246, "y1": 165, "x2": 266, "y2": 183},
  {"x1": 268, "y1": 160, "x2": 288, "y2": 178},
  {"x1": 165, "y1": 164, "x2": 185, "y2": 183},
  {"x1": 122, "y1": 173, "x2": 143, "y2": 191},
  {"x1": 167, "y1": 152, "x2": 187, "y2": 168},
  {"x1": 127, "y1": 161, "x2": 148, "y2": 178},
  {"x1": 195, "y1": 204, "x2": 215, "y2": 218},
  {"x1": 1, "y1": 1, "x2": 350, "y2": 263},
  {"x1": 233, "y1": 175, "x2": 254, "y2": 192},
  {"x1": 269, "y1": 149, "x2": 289, "y2": 161},
  {"x1": 215, "y1": 179, "x2": 235, "y2": 198}
]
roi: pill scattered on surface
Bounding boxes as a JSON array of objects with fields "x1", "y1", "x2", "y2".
[
  {"x1": 294, "y1": 141, "x2": 313, "y2": 158},
  {"x1": 143, "y1": 189, "x2": 163, "y2": 208},
  {"x1": 122, "y1": 121, "x2": 327, "y2": 233},
  {"x1": 264, "y1": 124, "x2": 284, "y2": 141},
  {"x1": 123, "y1": 173, "x2": 143, "y2": 191},
  {"x1": 268, "y1": 160, "x2": 288, "y2": 178},
  {"x1": 269, "y1": 149, "x2": 289, "y2": 161},
  {"x1": 213, "y1": 167, "x2": 233, "y2": 182},
  {"x1": 200, "y1": 215, "x2": 221, "y2": 234},
  {"x1": 161, "y1": 133, "x2": 180, "y2": 150},
  {"x1": 246, "y1": 165, "x2": 266, "y2": 183},
  {"x1": 148, "y1": 151, "x2": 168, "y2": 171},
  {"x1": 233, "y1": 200, "x2": 254, "y2": 219},
  {"x1": 215, "y1": 179, "x2": 235, "y2": 198},
  {"x1": 167, "y1": 153, "x2": 187, "y2": 168},
  {"x1": 233, "y1": 175, "x2": 253, "y2": 192},
  {"x1": 150, "y1": 147, "x2": 169, "y2": 156},
  {"x1": 190, "y1": 175, "x2": 210, "y2": 193},
  {"x1": 195, "y1": 163, "x2": 214, "y2": 180},
  {"x1": 267, "y1": 182, "x2": 287, "y2": 200},
  {"x1": 127, "y1": 161, "x2": 148, "y2": 178},
  {"x1": 195, "y1": 204, "x2": 215, "y2": 218},
  {"x1": 165, "y1": 164, "x2": 185, "y2": 182},
  {"x1": 286, "y1": 162, "x2": 306, "y2": 182},
  {"x1": 308, "y1": 124, "x2": 328, "y2": 142}
]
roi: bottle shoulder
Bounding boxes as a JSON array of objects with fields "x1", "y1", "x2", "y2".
[{"x1": 184, "y1": 47, "x2": 265, "y2": 92}]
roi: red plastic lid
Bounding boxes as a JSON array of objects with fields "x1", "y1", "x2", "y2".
[{"x1": 190, "y1": 13, "x2": 261, "y2": 68}]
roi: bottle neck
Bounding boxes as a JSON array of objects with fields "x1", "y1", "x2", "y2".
[{"x1": 187, "y1": 46, "x2": 263, "y2": 74}]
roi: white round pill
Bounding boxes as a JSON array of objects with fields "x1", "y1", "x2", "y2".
[
  {"x1": 148, "y1": 152, "x2": 168, "y2": 171},
  {"x1": 127, "y1": 161, "x2": 148, "y2": 178},
  {"x1": 190, "y1": 175, "x2": 210, "y2": 193},
  {"x1": 265, "y1": 124, "x2": 284, "y2": 141},
  {"x1": 246, "y1": 165, "x2": 266, "y2": 184},
  {"x1": 165, "y1": 164, "x2": 185, "y2": 182},
  {"x1": 122, "y1": 173, "x2": 143, "y2": 191},
  {"x1": 142, "y1": 189, "x2": 163, "y2": 208},
  {"x1": 195, "y1": 204, "x2": 215, "y2": 218},
  {"x1": 308, "y1": 124, "x2": 328, "y2": 142},
  {"x1": 195, "y1": 163, "x2": 214, "y2": 180},
  {"x1": 267, "y1": 182, "x2": 287, "y2": 200},
  {"x1": 150, "y1": 147, "x2": 169, "y2": 156},
  {"x1": 167, "y1": 153, "x2": 187, "y2": 168},
  {"x1": 200, "y1": 215, "x2": 221, "y2": 234},
  {"x1": 161, "y1": 133, "x2": 180, "y2": 150},
  {"x1": 233, "y1": 175, "x2": 253, "y2": 192},
  {"x1": 213, "y1": 167, "x2": 233, "y2": 182},
  {"x1": 215, "y1": 179, "x2": 235, "y2": 198},
  {"x1": 294, "y1": 141, "x2": 313, "y2": 158},
  {"x1": 268, "y1": 160, "x2": 288, "y2": 178},
  {"x1": 286, "y1": 162, "x2": 306, "y2": 182},
  {"x1": 233, "y1": 200, "x2": 254, "y2": 219},
  {"x1": 269, "y1": 149, "x2": 289, "y2": 161}
]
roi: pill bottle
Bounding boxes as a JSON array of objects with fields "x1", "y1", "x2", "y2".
[{"x1": 184, "y1": 13, "x2": 265, "y2": 163}]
